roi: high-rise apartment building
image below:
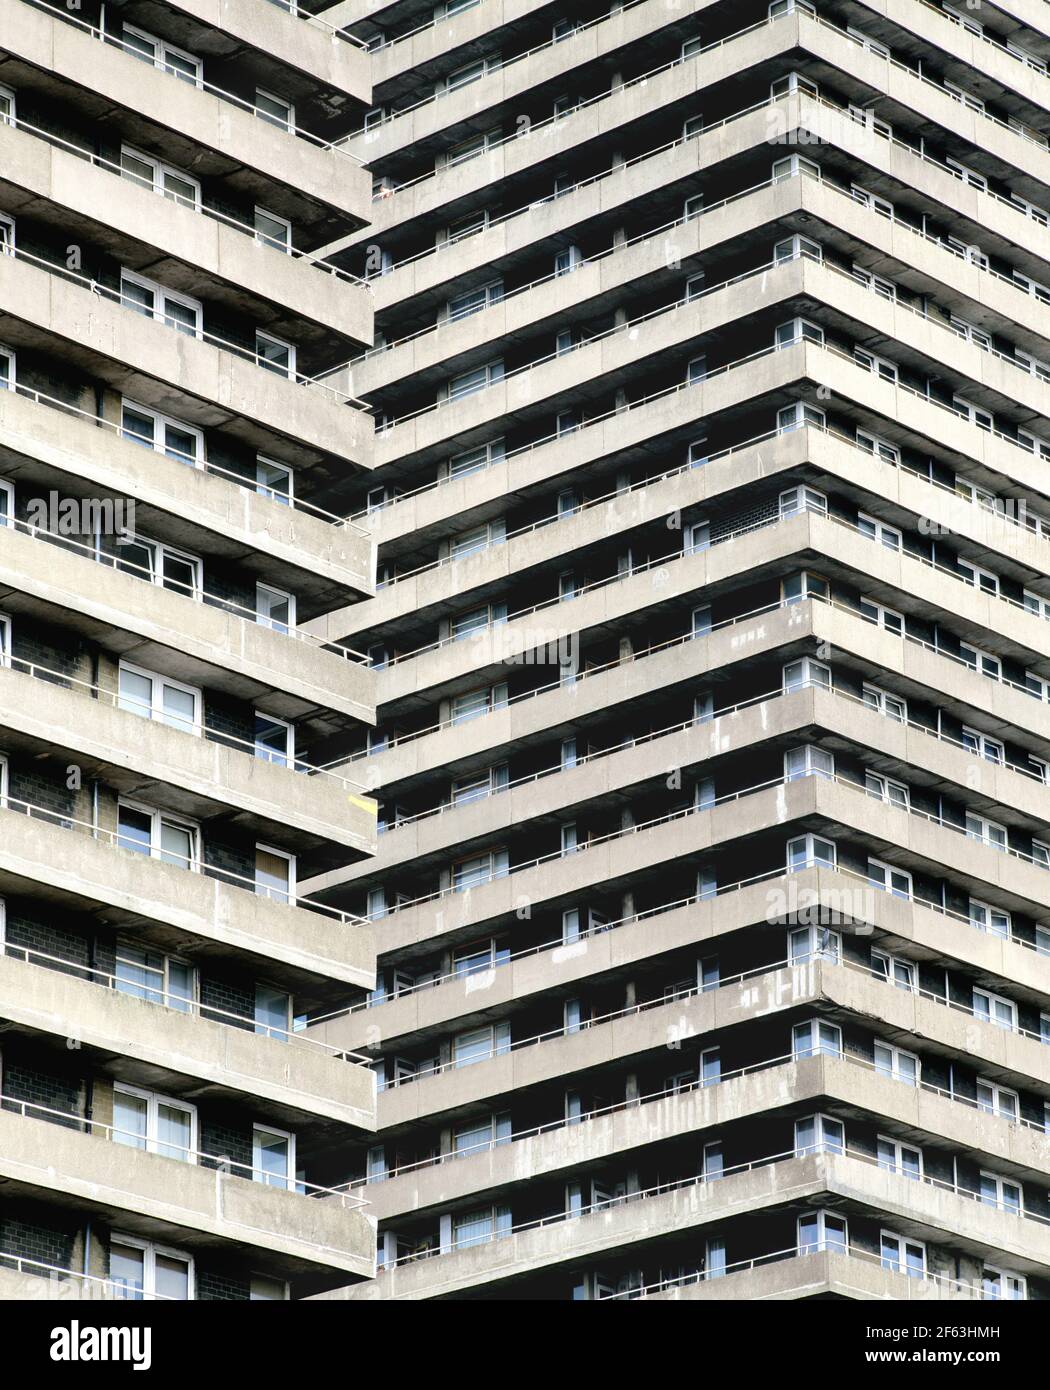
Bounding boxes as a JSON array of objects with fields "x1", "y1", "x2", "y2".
[
  {"x1": 8, "y1": 0, "x2": 1050, "y2": 1311},
  {"x1": 302, "y1": 0, "x2": 1050, "y2": 1303},
  {"x1": 0, "y1": 0, "x2": 380, "y2": 1300}
]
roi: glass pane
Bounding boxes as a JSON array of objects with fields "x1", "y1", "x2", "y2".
[
  {"x1": 256, "y1": 848, "x2": 291, "y2": 902},
  {"x1": 122, "y1": 279, "x2": 155, "y2": 316},
  {"x1": 159, "y1": 821, "x2": 193, "y2": 868},
  {"x1": 118, "y1": 806, "x2": 153, "y2": 855},
  {"x1": 163, "y1": 299, "x2": 199, "y2": 335},
  {"x1": 154, "y1": 1253, "x2": 190, "y2": 1300},
  {"x1": 163, "y1": 425, "x2": 198, "y2": 465},
  {"x1": 121, "y1": 408, "x2": 155, "y2": 447},
  {"x1": 255, "y1": 984, "x2": 290, "y2": 1039},
  {"x1": 255, "y1": 1130, "x2": 290, "y2": 1187},
  {"x1": 255, "y1": 715, "x2": 290, "y2": 765},
  {"x1": 118, "y1": 668, "x2": 153, "y2": 719},
  {"x1": 113, "y1": 1092, "x2": 148, "y2": 1150},
  {"x1": 257, "y1": 460, "x2": 291, "y2": 503},
  {"x1": 155, "y1": 1103, "x2": 192, "y2": 1161},
  {"x1": 162, "y1": 172, "x2": 197, "y2": 207},
  {"x1": 161, "y1": 684, "x2": 197, "y2": 733},
  {"x1": 115, "y1": 944, "x2": 164, "y2": 1005},
  {"x1": 110, "y1": 1243, "x2": 145, "y2": 1300},
  {"x1": 167, "y1": 960, "x2": 195, "y2": 1014}
]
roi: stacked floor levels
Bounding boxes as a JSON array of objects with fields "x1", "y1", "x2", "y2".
[{"x1": 305, "y1": 0, "x2": 1050, "y2": 1301}]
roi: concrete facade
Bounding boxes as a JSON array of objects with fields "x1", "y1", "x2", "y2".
[
  {"x1": 302, "y1": 0, "x2": 1050, "y2": 1303},
  {"x1": 11, "y1": 0, "x2": 1050, "y2": 1306},
  {"x1": 0, "y1": 0, "x2": 379, "y2": 1302}
]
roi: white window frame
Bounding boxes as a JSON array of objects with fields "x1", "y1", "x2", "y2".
[
  {"x1": 880, "y1": 1230, "x2": 926, "y2": 1278},
  {"x1": 0, "y1": 211, "x2": 16, "y2": 256},
  {"x1": 965, "y1": 811, "x2": 1007, "y2": 851},
  {"x1": 858, "y1": 597, "x2": 903, "y2": 634},
  {"x1": 113, "y1": 1081, "x2": 197, "y2": 1162},
  {"x1": 253, "y1": 1122, "x2": 296, "y2": 1190},
  {"x1": 783, "y1": 657, "x2": 831, "y2": 693},
  {"x1": 797, "y1": 1209, "x2": 847, "y2": 1255},
  {"x1": 794, "y1": 1112, "x2": 844, "y2": 1156},
  {"x1": 792, "y1": 1018, "x2": 842, "y2": 1059},
  {"x1": 255, "y1": 86, "x2": 295, "y2": 131},
  {"x1": 969, "y1": 898, "x2": 1010, "y2": 939},
  {"x1": 121, "y1": 400, "x2": 203, "y2": 468},
  {"x1": 788, "y1": 923, "x2": 841, "y2": 964},
  {"x1": 120, "y1": 145, "x2": 201, "y2": 209},
  {"x1": 862, "y1": 683, "x2": 906, "y2": 722},
  {"x1": 256, "y1": 843, "x2": 296, "y2": 903},
  {"x1": 110, "y1": 1233, "x2": 195, "y2": 1301},
  {"x1": 973, "y1": 987, "x2": 1017, "y2": 1031},
  {"x1": 864, "y1": 771, "x2": 909, "y2": 810},
  {"x1": 122, "y1": 23, "x2": 202, "y2": 86},
  {"x1": 256, "y1": 456, "x2": 294, "y2": 505},
  {"x1": 857, "y1": 512, "x2": 902, "y2": 550},
  {"x1": 867, "y1": 858, "x2": 913, "y2": 899},
  {"x1": 118, "y1": 661, "x2": 202, "y2": 735},
  {"x1": 871, "y1": 948, "x2": 915, "y2": 991},
  {"x1": 961, "y1": 725, "x2": 1003, "y2": 764},
  {"x1": 787, "y1": 833, "x2": 836, "y2": 871},
  {"x1": 114, "y1": 936, "x2": 197, "y2": 1013},
  {"x1": 854, "y1": 345, "x2": 898, "y2": 382},
  {"x1": 118, "y1": 534, "x2": 203, "y2": 600},
  {"x1": 256, "y1": 582, "x2": 296, "y2": 632},
  {"x1": 982, "y1": 1265, "x2": 1027, "y2": 1300},
  {"x1": 117, "y1": 799, "x2": 200, "y2": 871},
  {"x1": 120, "y1": 269, "x2": 202, "y2": 338},
  {"x1": 856, "y1": 429, "x2": 900, "y2": 464},
  {"x1": 874, "y1": 1040, "x2": 920, "y2": 1086},
  {"x1": 255, "y1": 330, "x2": 297, "y2": 380},
  {"x1": 977, "y1": 1077, "x2": 1019, "y2": 1120},
  {"x1": 254, "y1": 206, "x2": 292, "y2": 252},
  {"x1": 877, "y1": 1134, "x2": 922, "y2": 1178}
]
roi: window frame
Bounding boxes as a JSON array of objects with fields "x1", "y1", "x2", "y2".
[
  {"x1": 110, "y1": 1233, "x2": 195, "y2": 1301},
  {"x1": 112, "y1": 1081, "x2": 198, "y2": 1162},
  {"x1": 120, "y1": 144, "x2": 201, "y2": 209},
  {"x1": 118, "y1": 660, "x2": 202, "y2": 735},
  {"x1": 121, "y1": 399, "x2": 203, "y2": 468},
  {"x1": 116, "y1": 798, "x2": 200, "y2": 871}
]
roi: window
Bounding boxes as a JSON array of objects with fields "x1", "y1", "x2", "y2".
[
  {"x1": 960, "y1": 725, "x2": 1003, "y2": 765},
  {"x1": 123, "y1": 24, "x2": 201, "y2": 84},
  {"x1": 782, "y1": 572, "x2": 829, "y2": 605},
  {"x1": 113, "y1": 1083, "x2": 196, "y2": 1162},
  {"x1": 871, "y1": 949, "x2": 915, "y2": 991},
  {"x1": 255, "y1": 984, "x2": 291, "y2": 1040},
  {"x1": 880, "y1": 1232, "x2": 926, "y2": 1278},
  {"x1": 118, "y1": 663, "x2": 201, "y2": 735},
  {"x1": 798, "y1": 1210, "x2": 847, "y2": 1255},
  {"x1": 858, "y1": 597, "x2": 903, "y2": 635},
  {"x1": 779, "y1": 486, "x2": 827, "y2": 517},
  {"x1": 453, "y1": 1205, "x2": 511, "y2": 1250},
  {"x1": 257, "y1": 583, "x2": 295, "y2": 633},
  {"x1": 980, "y1": 1170, "x2": 1022, "y2": 1215},
  {"x1": 973, "y1": 988, "x2": 1017, "y2": 1031},
  {"x1": 867, "y1": 859, "x2": 913, "y2": 899},
  {"x1": 110, "y1": 1236, "x2": 193, "y2": 1301},
  {"x1": 453, "y1": 938, "x2": 510, "y2": 976},
  {"x1": 787, "y1": 834, "x2": 836, "y2": 871},
  {"x1": 120, "y1": 146, "x2": 200, "y2": 209},
  {"x1": 862, "y1": 684, "x2": 906, "y2": 722},
  {"x1": 0, "y1": 84, "x2": 14, "y2": 125},
  {"x1": 946, "y1": 156, "x2": 987, "y2": 192},
  {"x1": 854, "y1": 346, "x2": 897, "y2": 383},
  {"x1": 120, "y1": 271, "x2": 201, "y2": 337},
  {"x1": 874, "y1": 1041, "x2": 919, "y2": 1086},
  {"x1": 451, "y1": 682, "x2": 508, "y2": 724},
  {"x1": 850, "y1": 184, "x2": 893, "y2": 218},
  {"x1": 256, "y1": 331, "x2": 296, "y2": 379},
  {"x1": 253, "y1": 1125, "x2": 295, "y2": 1189},
  {"x1": 778, "y1": 402, "x2": 825, "y2": 432},
  {"x1": 454, "y1": 1022, "x2": 510, "y2": 1068},
  {"x1": 451, "y1": 602, "x2": 506, "y2": 640},
  {"x1": 960, "y1": 642, "x2": 1001, "y2": 679},
  {"x1": 446, "y1": 209, "x2": 489, "y2": 244},
  {"x1": 865, "y1": 772, "x2": 909, "y2": 810},
  {"x1": 958, "y1": 558, "x2": 999, "y2": 595},
  {"x1": 794, "y1": 1113, "x2": 844, "y2": 1156},
  {"x1": 775, "y1": 234, "x2": 822, "y2": 264},
  {"x1": 254, "y1": 207, "x2": 291, "y2": 252},
  {"x1": 115, "y1": 940, "x2": 196, "y2": 1013},
  {"x1": 256, "y1": 845, "x2": 295, "y2": 904},
  {"x1": 255, "y1": 713, "x2": 293, "y2": 766},
  {"x1": 969, "y1": 898, "x2": 1010, "y2": 939},
  {"x1": 447, "y1": 281, "x2": 503, "y2": 321},
  {"x1": 255, "y1": 88, "x2": 294, "y2": 131},
  {"x1": 117, "y1": 536, "x2": 202, "y2": 600},
  {"x1": 775, "y1": 317, "x2": 823, "y2": 349},
  {"x1": 785, "y1": 746, "x2": 834, "y2": 783},
  {"x1": 877, "y1": 1135, "x2": 922, "y2": 1179},
  {"x1": 0, "y1": 342, "x2": 11, "y2": 392},
  {"x1": 117, "y1": 802, "x2": 198, "y2": 870},
  {"x1": 953, "y1": 395, "x2": 993, "y2": 430},
  {"x1": 982, "y1": 1266, "x2": 1026, "y2": 1300},
  {"x1": 453, "y1": 1113, "x2": 511, "y2": 1157},
  {"x1": 452, "y1": 765, "x2": 508, "y2": 806},
  {"x1": 965, "y1": 812, "x2": 1007, "y2": 851},
  {"x1": 121, "y1": 402, "x2": 202, "y2": 467},
  {"x1": 449, "y1": 438, "x2": 505, "y2": 479},
  {"x1": 771, "y1": 72, "x2": 818, "y2": 100},
  {"x1": 452, "y1": 848, "x2": 509, "y2": 890},
  {"x1": 446, "y1": 129, "x2": 498, "y2": 167},
  {"x1": 789, "y1": 924, "x2": 840, "y2": 963},
  {"x1": 772, "y1": 154, "x2": 821, "y2": 182},
  {"x1": 792, "y1": 1019, "x2": 842, "y2": 1059},
  {"x1": 783, "y1": 658, "x2": 830, "y2": 693},
  {"x1": 943, "y1": 3, "x2": 982, "y2": 37},
  {"x1": 1024, "y1": 590, "x2": 1050, "y2": 621},
  {"x1": 857, "y1": 512, "x2": 901, "y2": 550},
  {"x1": 449, "y1": 360, "x2": 503, "y2": 400},
  {"x1": 256, "y1": 457, "x2": 293, "y2": 505}
]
